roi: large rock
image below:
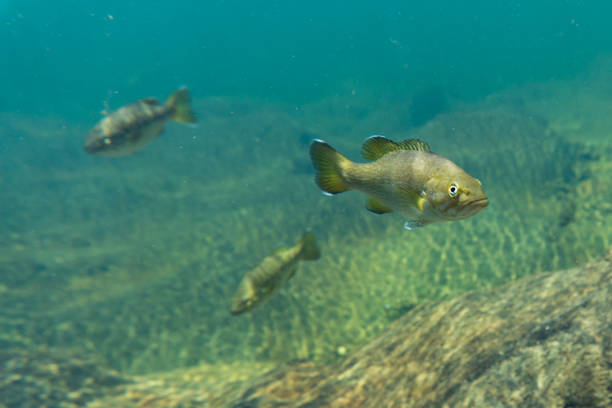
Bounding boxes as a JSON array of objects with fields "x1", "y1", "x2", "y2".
[
  {"x1": 8, "y1": 247, "x2": 610, "y2": 407},
  {"x1": 223, "y1": 246, "x2": 612, "y2": 408}
]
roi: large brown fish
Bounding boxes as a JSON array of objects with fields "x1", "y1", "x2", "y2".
[
  {"x1": 230, "y1": 232, "x2": 320, "y2": 315},
  {"x1": 309, "y1": 136, "x2": 488, "y2": 229},
  {"x1": 84, "y1": 87, "x2": 196, "y2": 156}
]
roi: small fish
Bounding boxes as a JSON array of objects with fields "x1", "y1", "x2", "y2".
[
  {"x1": 84, "y1": 87, "x2": 196, "y2": 156},
  {"x1": 309, "y1": 136, "x2": 488, "y2": 229},
  {"x1": 230, "y1": 231, "x2": 321, "y2": 315}
]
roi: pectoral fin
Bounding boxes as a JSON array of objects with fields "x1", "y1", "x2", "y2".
[
  {"x1": 404, "y1": 220, "x2": 425, "y2": 230},
  {"x1": 395, "y1": 185, "x2": 426, "y2": 211},
  {"x1": 416, "y1": 196, "x2": 426, "y2": 212},
  {"x1": 366, "y1": 197, "x2": 393, "y2": 214}
]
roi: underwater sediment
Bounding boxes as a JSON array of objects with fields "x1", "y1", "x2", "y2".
[
  {"x1": 1, "y1": 99, "x2": 611, "y2": 375},
  {"x1": 6, "y1": 245, "x2": 609, "y2": 407},
  {"x1": 0, "y1": 92, "x2": 611, "y2": 405},
  {"x1": 88, "y1": 245, "x2": 611, "y2": 407},
  {"x1": 0, "y1": 347, "x2": 126, "y2": 408}
]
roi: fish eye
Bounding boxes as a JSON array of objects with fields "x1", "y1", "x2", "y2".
[
  {"x1": 103, "y1": 137, "x2": 111, "y2": 145},
  {"x1": 448, "y1": 183, "x2": 459, "y2": 198}
]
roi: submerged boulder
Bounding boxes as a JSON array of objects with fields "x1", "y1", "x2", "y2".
[
  {"x1": 9, "y1": 247, "x2": 610, "y2": 407},
  {"x1": 226, "y1": 246, "x2": 612, "y2": 407}
]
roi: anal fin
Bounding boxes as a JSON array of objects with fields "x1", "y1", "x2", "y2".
[{"x1": 366, "y1": 197, "x2": 393, "y2": 214}]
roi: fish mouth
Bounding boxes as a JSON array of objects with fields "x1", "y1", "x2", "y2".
[{"x1": 468, "y1": 197, "x2": 489, "y2": 209}]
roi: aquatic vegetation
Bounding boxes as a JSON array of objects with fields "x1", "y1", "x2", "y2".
[
  {"x1": 3, "y1": 3, "x2": 612, "y2": 406},
  {"x1": 2, "y1": 98, "x2": 609, "y2": 377},
  {"x1": 0, "y1": 347, "x2": 126, "y2": 407},
  {"x1": 43, "y1": 244, "x2": 611, "y2": 408},
  {"x1": 220, "y1": 245, "x2": 612, "y2": 408}
]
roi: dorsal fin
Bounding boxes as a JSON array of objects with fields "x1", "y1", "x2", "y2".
[
  {"x1": 361, "y1": 135, "x2": 400, "y2": 160},
  {"x1": 362, "y1": 135, "x2": 430, "y2": 160},
  {"x1": 398, "y1": 139, "x2": 430, "y2": 152},
  {"x1": 140, "y1": 97, "x2": 160, "y2": 106}
]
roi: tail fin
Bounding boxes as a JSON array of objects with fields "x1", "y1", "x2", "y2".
[
  {"x1": 309, "y1": 139, "x2": 351, "y2": 194},
  {"x1": 299, "y1": 231, "x2": 320, "y2": 261},
  {"x1": 166, "y1": 87, "x2": 197, "y2": 123}
]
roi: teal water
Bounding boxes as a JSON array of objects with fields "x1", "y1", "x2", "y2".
[
  {"x1": 2, "y1": 1, "x2": 612, "y2": 117},
  {"x1": 1, "y1": 2, "x2": 612, "y2": 406}
]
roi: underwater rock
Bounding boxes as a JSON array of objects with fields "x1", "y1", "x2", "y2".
[
  {"x1": 221, "y1": 246, "x2": 612, "y2": 408},
  {"x1": 81, "y1": 246, "x2": 612, "y2": 407},
  {"x1": 8, "y1": 244, "x2": 611, "y2": 407}
]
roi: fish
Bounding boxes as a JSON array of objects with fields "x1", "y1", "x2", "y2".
[
  {"x1": 84, "y1": 87, "x2": 196, "y2": 156},
  {"x1": 309, "y1": 135, "x2": 488, "y2": 229},
  {"x1": 230, "y1": 231, "x2": 321, "y2": 315}
]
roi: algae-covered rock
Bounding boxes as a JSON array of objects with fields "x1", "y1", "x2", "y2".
[
  {"x1": 5, "y1": 248, "x2": 611, "y2": 407},
  {"x1": 222, "y1": 246, "x2": 612, "y2": 408}
]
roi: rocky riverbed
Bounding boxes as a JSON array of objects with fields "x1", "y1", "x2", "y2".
[{"x1": 4, "y1": 246, "x2": 610, "y2": 408}]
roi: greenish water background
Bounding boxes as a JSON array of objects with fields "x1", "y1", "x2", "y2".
[
  {"x1": 1, "y1": 1, "x2": 612, "y2": 378},
  {"x1": 3, "y1": 1, "x2": 612, "y2": 117}
]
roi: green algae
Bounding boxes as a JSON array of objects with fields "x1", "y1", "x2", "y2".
[{"x1": 0, "y1": 86, "x2": 611, "y2": 378}]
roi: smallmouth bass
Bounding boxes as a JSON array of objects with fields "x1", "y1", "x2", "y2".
[
  {"x1": 84, "y1": 87, "x2": 196, "y2": 157},
  {"x1": 230, "y1": 231, "x2": 320, "y2": 315},
  {"x1": 309, "y1": 136, "x2": 488, "y2": 229}
]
